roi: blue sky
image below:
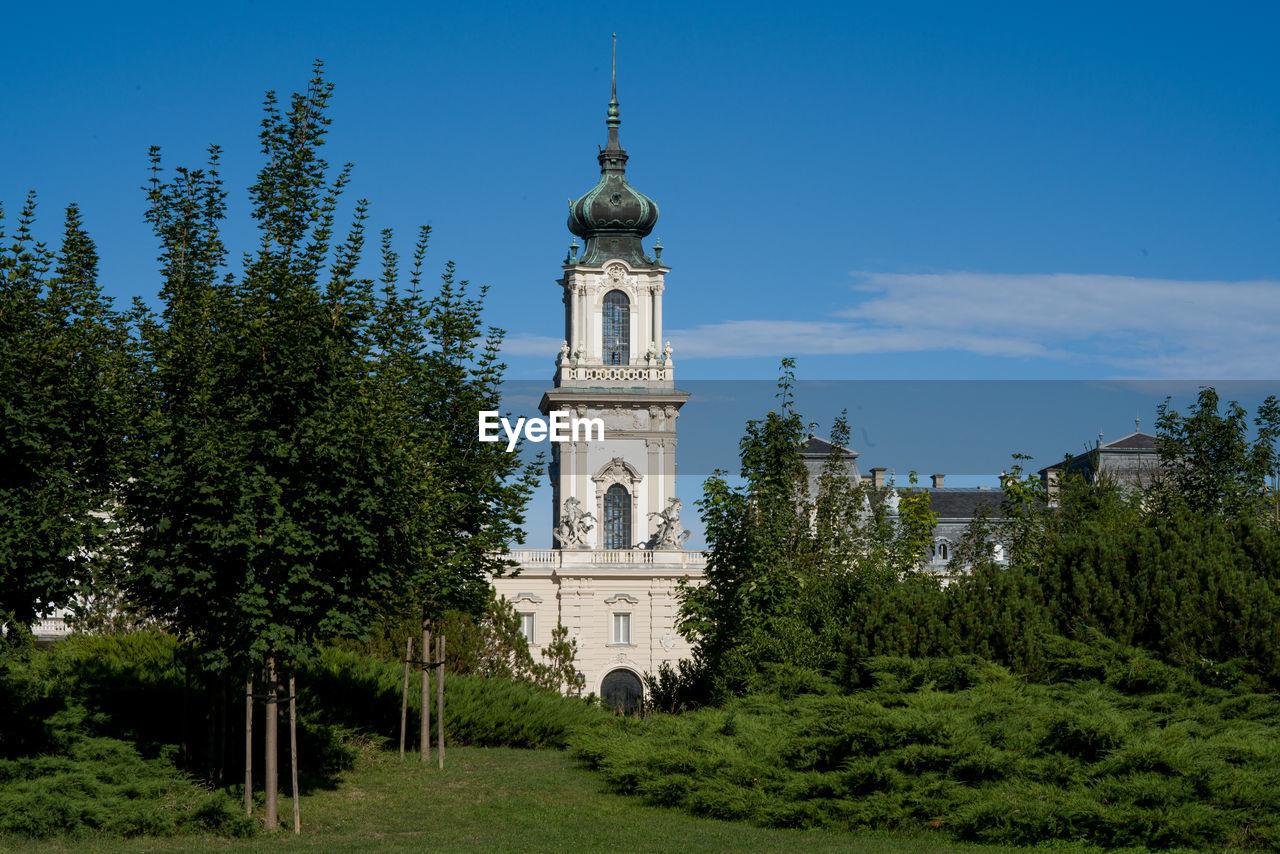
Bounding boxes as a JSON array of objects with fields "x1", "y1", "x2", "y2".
[{"x1": 5, "y1": 1, "x2": 1279, "y2": 546}]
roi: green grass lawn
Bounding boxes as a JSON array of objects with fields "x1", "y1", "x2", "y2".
[{"x1": 3, "y1": 746, "x2": 1034, "y2": 854}]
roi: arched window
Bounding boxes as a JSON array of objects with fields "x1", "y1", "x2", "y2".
[
  {"x1": 938, "y1": 541, "x2": 949, "y2": 561},
  {"x1": 603, "y1": 484, "x2": 631, "y2": 549},
  {"x1": 602, "y1": 290, "x2": 629, "y2": 365}
]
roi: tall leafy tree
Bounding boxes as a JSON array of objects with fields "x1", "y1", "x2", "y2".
[
  {"x1": 0, "y1": 197, "x2": 128, "y2": 639},
  {"x1": 125, "y1": 63, "x2": 537, "y2": 826}
]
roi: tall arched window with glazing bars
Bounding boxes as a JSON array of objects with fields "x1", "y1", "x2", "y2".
[
  {"x1": 603, "y1": 484, "x2": 631, "y2": 549},
  {"x1": 602, "y1": 290, "x2": 629, "y2": 365}
]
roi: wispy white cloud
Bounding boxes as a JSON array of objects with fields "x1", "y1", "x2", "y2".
[
  {"x1": 666, "y1": 272, "x2": 1280, "y2": 377},
  {"x1": 500, "y1": 334, "x2": 564, "y2": 358}
]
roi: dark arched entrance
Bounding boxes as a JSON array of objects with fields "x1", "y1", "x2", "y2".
[{"x1": 600, "y1": 668, "x2": 644, "y2": 715}]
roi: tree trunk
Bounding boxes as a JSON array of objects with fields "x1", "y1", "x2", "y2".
[
  {"x1": 218, "y1": 677, "x2": 228, "y2": 786},
  {"x1": 244, "y1": 675, "x2": 253, "y2": 816},
  {"x1": 289, "y1": 673, "x2": 300, "y2": 835},
  {"x1": 180, "y1": 647, "x2": 189, "y2": 764},
  {"x1": 206, "y1": 672, "x2": 217, "y2": 782},
  {"x1": 437, "y1": 634, "x2": 445, "y2": 770},
  {"x1": 264, "y1": 656, "x2": 278, "y2": 830},
  {"x1": 420, "y1": 624, "x2": 430, "y2": 764},
  {"x1": 399, "y1": 636, "x2": 412, "y2": 758}
]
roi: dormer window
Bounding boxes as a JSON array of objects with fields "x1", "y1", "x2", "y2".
[{"x1": 603, "y1": 290, "x2": 629, "y2": 365}]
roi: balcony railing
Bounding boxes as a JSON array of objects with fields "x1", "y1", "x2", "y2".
[
  {"x1": 33, "y1": 617, "x2": 70, "y2": 639},
  {"x1": 555, "y1": 363, "x2": 675, "y2": 384},
  {"x1": 505, "y1": 549, "x2": 707, "y2": 570}
]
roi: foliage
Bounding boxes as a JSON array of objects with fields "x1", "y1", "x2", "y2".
[
  {"x1": 355, "y1": 591, "x2": 580, "y2": 694},
  {"x1": 123, "y1": 64, "x2": 534, "y2": 689},
  {"x1": 574, "y1": 639, "x2": 1280, "y2": 851},
  {"x1": 0, "y1": 198, "x2": 129, "y2": 634},
  {"x1": 299, "y1": 646, "x2": 605, "y2": 749},
  {"x1": 369, "y1": 239, "x2": 539, "y2": 631},
  {"x1": 848, "y1": 390, "x2": 1280, "y2": 691},
  {"x1": 125, "y1": 67, "x2": 406, "y2": 674},
  {"x1": 0, "y1": 628, "x2": 606, "y2": 838},
  {"x1": 0, "y1": 736, "x2": 253, "y2": 840},
  {"x1": 0, "y1": 639, "x2": 253, "y2": 840},
  {"x1": 1154, "y1": 387, "x2": 1280, "y2": 521},
  {"x1": 844, "y1": 464, "x2": 1280, "y2": 689},
  {"x1": 679, "y1": 361, "x2": 936, "y2": 700},
  {"x1": 1, "y1": 632, "x2": 360, "y2": 784}
]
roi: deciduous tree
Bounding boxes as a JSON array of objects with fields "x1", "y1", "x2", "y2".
[{"x1": 0, "y1": 198, "x2": 128, "y2": 639}]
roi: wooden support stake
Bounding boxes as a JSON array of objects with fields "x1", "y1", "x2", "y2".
[
  {"x1": 437, "y1": 634, "x2": 445, "y2": 770},
  {"x1": 420, "y1": 626, "x2": 431, "y2": 763},
  {"x1": 244, "y1": 675, "x2": 253, "y2": 816},
  {"x1": 399, "y1": 636, "x2": 412, "y2": 758},
  {"x1": 264, "y1": 657, "x2": 278, "y2": 831},
  {"x1": 289, "y1": 674, "x2": 300, "y2": 835}
]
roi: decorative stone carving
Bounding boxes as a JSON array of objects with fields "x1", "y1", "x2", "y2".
[
  {"x1": 553, "y1": 497, "x2": 595, "y2": 549},
  {"x1": 647, "y1": 497, "x2": 691, "y2": 550},
  {"x1": 593, "y1": 457, "x2": 643, "y2": 490},
  {"x1": 660, "y1": 632, "x2": 676, "y2": 651},
  {"x1": 606, "y1": 262, "x2": 627, "y2": 283},
  {"x1": 601, "y1": 407, "x2": 643, "y2": 430}
]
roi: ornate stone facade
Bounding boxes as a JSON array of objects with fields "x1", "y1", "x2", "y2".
[{"x1": 491, "y1": 75, "x2": 701, "y2": 709}]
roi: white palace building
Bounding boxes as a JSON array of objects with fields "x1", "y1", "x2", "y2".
[{"x1": 493, "y1": 75, "x2": 705, "y2": 712}]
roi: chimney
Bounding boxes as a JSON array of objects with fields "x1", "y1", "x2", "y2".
[
  {"x1": 1044, "y1": 468, "x2": 1060, "y2": 506},
  {"x1": 870, "y1": 467, "x2": 887, "y2": 488},
  {"x1": 931, "y1": 473, "x2": 945, "y2": 489},
  {"x1": 999, "y1": 471, "x2": 1018, "y2": 489},
  {"x1": 860, "y1": 474, "x2": 872, "y2": 487}
]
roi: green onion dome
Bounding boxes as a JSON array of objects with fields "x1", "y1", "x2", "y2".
[{"x1": 566, "y1": 81, "x2": 659, "y2": 266}]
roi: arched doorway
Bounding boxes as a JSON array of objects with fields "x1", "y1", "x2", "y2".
[{"x1": 600, "y1": 668, "x2": 644, "y2": 715}]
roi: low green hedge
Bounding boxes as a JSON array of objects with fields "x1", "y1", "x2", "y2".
[{"x1": 573, "y1": 644, "x2": 1280, "y2": 851}]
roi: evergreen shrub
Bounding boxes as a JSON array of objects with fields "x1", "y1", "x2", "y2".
[{"x1": 573, "y1": 643, "x2": 1280, "y2": 851}]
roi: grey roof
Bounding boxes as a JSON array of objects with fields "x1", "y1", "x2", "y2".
[
  {"x1": 866, "y1": 486, "x2": 1005, "y2": 520},
  {"x1": 801, "y1": 434, "x2": 858, "y2": 459},
  {"x1": 1039, "y1": 431, "x2": 1159, "y2": 475},
  {"x1": 925, "y1": 488, "x2": 1005, "y2": 520},
  {"x1": 1103, "y1": 431, "x2": 1157, "y2": 450}
]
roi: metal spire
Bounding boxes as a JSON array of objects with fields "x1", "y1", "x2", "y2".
[{"x1": 606, "y1": 34, "x2": 621, "y2": 147}]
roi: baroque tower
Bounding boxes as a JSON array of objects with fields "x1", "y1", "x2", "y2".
[
  {"x1": 544, "y1": 48, "x2": 689, "y2": 553},
  {"x1": 494, "y1": 45, "x2": 704, "y2": 711}
]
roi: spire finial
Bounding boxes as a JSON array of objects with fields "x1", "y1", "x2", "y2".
[{"x1": 605, "y1": 34, "x2": 621, "y2": 146}]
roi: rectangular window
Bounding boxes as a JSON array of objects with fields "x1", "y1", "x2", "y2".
[
  {"x1": 612, "y1": 612, "x2": 631, "y2": 645},
  {"x1": 520, "y1": 612, "x2": 535, "y2": 645}
]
